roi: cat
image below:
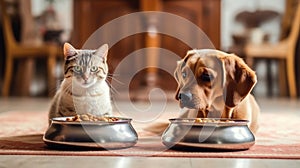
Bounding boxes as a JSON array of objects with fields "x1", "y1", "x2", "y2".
[{"x1": 48, "y1": 43, "x2": 112, "y2": 121}]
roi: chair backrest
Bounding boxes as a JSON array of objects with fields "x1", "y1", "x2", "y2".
[
  {"x1": 0, "y1": 0, "x2": 18, "y2": 49},
  {"x1": 288, "y1": 2, "x2": 300, "y2": 48}
]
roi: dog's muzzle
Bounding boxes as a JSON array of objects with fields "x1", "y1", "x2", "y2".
[{"x1": 178, "y1": 92, "x2": 197, "y2": 109}]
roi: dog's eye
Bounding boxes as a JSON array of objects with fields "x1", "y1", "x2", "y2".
[
  {"x1": 182, "y1": 72, "x2": 187, "y2": 79},
  {"x1": 201, "y1": 73, "x2": 214, "y2": 82}
]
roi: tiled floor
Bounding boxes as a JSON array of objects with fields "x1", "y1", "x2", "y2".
[{"x1": 0, "y1": 97, "x2": 299, "y2": 167}]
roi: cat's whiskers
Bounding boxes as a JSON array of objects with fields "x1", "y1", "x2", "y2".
[
  {"x1": 107, "y1": 73, "x2": 124, "y2": 85},
  {"x1": 48, "y1": 79, "x2": 64, "y2": 96},
  {"x1": 49, "y1": 86, "x2": 59, "y2": 97},
  {"x1": 106, "y1": 73, "x2": 123, "y2": 95},
  {"x1": 106, "y1": 79, "x2": 119, "y2": 95},
  {"x1": 60, "y1": 82, "x2": 73, "y2": 95},
  {"x1": 60, "y1": 79, "x2": 82, "y2": 94}
]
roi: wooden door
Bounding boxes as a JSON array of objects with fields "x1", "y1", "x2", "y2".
[{"x1": 72, "y1": 0, "x2": 221, "y2": 95}]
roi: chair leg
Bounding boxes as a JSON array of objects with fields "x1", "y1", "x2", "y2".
[
  {"x1": 47, "y1": 55, "x2": 56, "y2": 97},
  {"x1": 266, "y1": 60, "x2": 273, "y2": 97},
  {"x1": 17, "y1": 58, "x2": 34, "y2": 96},
  {"x1": 2, "y1": 57, "x2": 13, "y2": 97},
  {"x1": 278, "y1": 60, "x2": 287, "y2": 97},
  {"x1": 286, "y1": 56, "x2": 297, "y2": 98},
  {"x1": 245, "y1": 57, "x2": 254, "y2": 68}
]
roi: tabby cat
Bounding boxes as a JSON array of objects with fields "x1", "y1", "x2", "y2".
[{"x1": 48, "y1": 43, "x2": 112, "y2": 121}]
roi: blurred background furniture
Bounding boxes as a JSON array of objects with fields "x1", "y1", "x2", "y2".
[
  {"x1": 228, "y1": 10, "x2": 279, "y2": 58},
  {"x1": 245, "y1": 0, "x2": 300, "y2": 98},
  {"x1": 72, "y1": 0, "x2": 221, "y2": 99},
  {"x1": 226, "y1": 7, "x2": 280, "y2": 98},
  {"x1": 0, "y1": 0, "x2": 62, "y2": 97}
]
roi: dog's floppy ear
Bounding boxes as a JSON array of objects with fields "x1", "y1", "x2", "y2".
[{"x1": 221, "y1": 54, "x2": 257, "y2": 108}]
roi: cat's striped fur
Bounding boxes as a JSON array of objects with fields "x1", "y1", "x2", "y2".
[{"x1": 48, "y1": 43, "x2": 112, "y2": 121}]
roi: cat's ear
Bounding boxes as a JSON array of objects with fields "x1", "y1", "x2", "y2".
[
  {"x1": 63, "y1": 43, "x2": 77, "y2": 60},
  {"x1": 95, "y1": 44, "x2": 109, "y2": 62}
]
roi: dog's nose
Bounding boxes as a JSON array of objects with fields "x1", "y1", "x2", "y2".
[{"x1": 178, "y1": 92, "x2": 192, "y2": 102}]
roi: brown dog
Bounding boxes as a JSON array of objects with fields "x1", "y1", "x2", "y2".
[{"x1": 174, "y1": 49, "x2": 260, "y2": 133}]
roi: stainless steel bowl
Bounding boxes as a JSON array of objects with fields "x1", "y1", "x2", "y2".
[
  {"x1": 162, "y1": 118, "x2": 255, "y2": 150},
  {"x1": 43, "y1": 117, "x2": 138, "y2": 149}
]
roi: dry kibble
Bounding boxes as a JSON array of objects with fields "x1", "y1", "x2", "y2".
[
  {"x1": 66, "y1": 118, "x2": 72, "y2": 121},
  {"x1": 81, "y1": 114, "x2": 89, "y2": 121},
  {"x1": 66, "y1": 113, "x2": 119, "y2": 122},
  {"x1": 194, "y1": 118, "x2": 235, "y2": 123},
  {"x1": 195, "y1": 118, "x2": 202, "y2": 122}
]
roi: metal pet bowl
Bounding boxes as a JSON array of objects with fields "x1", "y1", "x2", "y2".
[
  {"x1": 43, "y1": 117, "x2": 138, "y2": 149},
  {"x1": 162, "y1": 118, "x2": 255, "y2": 150}
]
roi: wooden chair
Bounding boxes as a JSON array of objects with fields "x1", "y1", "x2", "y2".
[
  {"x1": 245, "y1": 2, "x2": 300, "y2": 98},
  {"x1": 0, "y1": 0, "x2": 61, "y2": 96}
]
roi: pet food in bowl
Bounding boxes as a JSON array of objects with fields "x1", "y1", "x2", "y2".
[
  {"x1": 43, "y1": 115, "x2": 138, "y2": 149},
  {"x1": 162, "y1": 118, "x2": 255, "y2": 150}
]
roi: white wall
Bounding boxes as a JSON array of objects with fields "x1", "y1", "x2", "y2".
[{"x1": 221, "y1": 0, "x2": 285, "y2": 51}]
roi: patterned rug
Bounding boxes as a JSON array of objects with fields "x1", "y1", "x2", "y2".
[{"x1": 0, "y1": 111, "x2": 300, "y2": 159}]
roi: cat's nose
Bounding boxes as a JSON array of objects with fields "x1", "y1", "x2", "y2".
[{"x1": 82, "y1": 74, "x2": 89, "y2": 81}]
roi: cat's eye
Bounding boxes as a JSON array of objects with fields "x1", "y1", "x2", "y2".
[
  {"x1": 73, "y1": 66, "x2": 82, "y2": 73},
  {"x1": 200, "y1": 73, "x2": 214, "y2": 82},
  {"x1": 90, "y1": 66, "x2": 98, "y2": 72}
]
